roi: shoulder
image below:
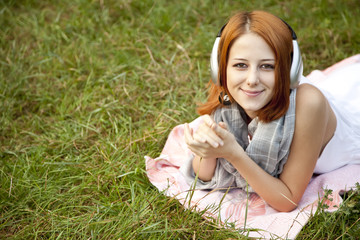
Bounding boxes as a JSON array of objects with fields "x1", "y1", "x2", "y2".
[
  {"x1": 293, "y1": 83, "x2": 336, "y2": 149},
  {"x1": 291, "y1": 84, "x2": 332, "y2": 155},
  {"x1": 296, "y1": 83, "x2": 327, "y2": 107},
  {"x1": 295, "y1": 83, "x2": 328, "y2": 121}
]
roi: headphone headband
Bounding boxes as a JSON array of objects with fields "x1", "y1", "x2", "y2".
[{"x1": 210, "y1": 17, "x2": 303, "y2": 89}]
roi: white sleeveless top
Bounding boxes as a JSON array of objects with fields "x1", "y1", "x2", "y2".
[{"x1": 300, "y1": 62, "x2": 360, "y2": 174}]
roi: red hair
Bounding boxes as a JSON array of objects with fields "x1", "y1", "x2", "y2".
[{"x1": 198, "y1": 11, "x2": 293, "y2": 123}]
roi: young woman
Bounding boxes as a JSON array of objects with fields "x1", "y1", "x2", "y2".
[{"x1": 183, "y1": 10, "x2": 360, "y2": 212}]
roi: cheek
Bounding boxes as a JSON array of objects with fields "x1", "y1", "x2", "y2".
[
  {"x1": 267, "y1": 81, "x2": 276, "y2": 100},
  {"x1": 262, "y1": 72, "x2": 276, "y2": 88},
  {"x1": 226, "y1": 68, "x2": 244, "y2": 87}
]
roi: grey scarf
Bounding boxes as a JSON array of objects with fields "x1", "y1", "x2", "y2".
[{"x1": 181, "y1": 89, "x2": 297, "y2": 192}]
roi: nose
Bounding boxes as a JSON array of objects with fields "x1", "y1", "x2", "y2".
[{"x1": 247, "y1": 67, "x2": 259, "y2": 86}]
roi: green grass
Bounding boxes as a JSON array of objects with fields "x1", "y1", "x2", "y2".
[{"x1": 1, "y1": 0, "x2": 359, "y2": 239}]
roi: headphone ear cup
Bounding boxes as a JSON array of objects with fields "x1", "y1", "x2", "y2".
[
  {"x1": 210, "y1": 37, "x2": 221, "y2": 85},
  {"x1": 289, "y1": 39, "x2": 303, "y2": 88}
]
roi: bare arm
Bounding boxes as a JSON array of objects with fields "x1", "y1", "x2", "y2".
[
  {"x1": 185, "y1": 84, "x2": 336, "y2": 211},
  {"x1": 184, "y1": 119, "x2": 221, "y2": 181},
  {"x1": 191, "y1": 155, "x2": 217, "y2": 182}
]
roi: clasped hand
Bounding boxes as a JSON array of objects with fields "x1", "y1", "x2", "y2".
[{"x1": 184, "y1": 115, "x2": 238, "y2": 160}]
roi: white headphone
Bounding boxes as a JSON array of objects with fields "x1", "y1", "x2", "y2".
[{"x1": 210, "y1": 19, "x2": 303, "y2": 89}]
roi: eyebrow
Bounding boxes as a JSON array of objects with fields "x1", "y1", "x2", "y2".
[{"x1": 232, "y1": 58, "x2": 275, "y2": 61}]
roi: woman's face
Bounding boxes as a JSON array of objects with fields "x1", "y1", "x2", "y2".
[{"x1": 226, "y1": 32, "x2": 276, "y2": 119}]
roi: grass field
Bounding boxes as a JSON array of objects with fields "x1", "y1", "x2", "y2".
[{"x1": 1, "y1": 0, "x2": 360, "y2": 239}]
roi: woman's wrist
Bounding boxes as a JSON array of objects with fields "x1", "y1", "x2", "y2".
[
  {"x1": 224, "y1": 143, "x2": 246, "y2": 164},
  {"x1": 192, "y1": 155, "x2": 217, "y2": 181}
]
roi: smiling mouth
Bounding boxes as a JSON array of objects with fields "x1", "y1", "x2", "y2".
[{"x1": 241, "y1": 89, "x2": 264, "y2": 97}]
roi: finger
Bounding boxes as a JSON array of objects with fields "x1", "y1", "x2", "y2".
[
  {"x1": 201, "y1": 114, "x2": 217, "y2": 129},
  {"x1": 193, "y1": 132, "x2": 221, "y2": 148},
  {"x1": 218, "y1": 121, "x2": 228, "y2": 130},
  {"x1": 185, "y1": 124, "x2": 210, "y2": 148},
  {"x1": 196, "y1": 124, "x2": 224, "y2": 147},
  {"x1": 200, "y1": 116, "x2": 225, "y2": 146},
  {"x1": 197, "y1": 123, "x2": 220, "y2": 143},
  {"x1": 192, "y1": 132, "x2": 206, "y2": 144},
  {"x1": 211, "y1": 121, "x2": 229, "y2": 139},
  {"x1": 186, "y1": 123, "x2": 193, "y2": 135},
  {"x1": 184, "y1": 123, "x2": 193, "y2": 144}
]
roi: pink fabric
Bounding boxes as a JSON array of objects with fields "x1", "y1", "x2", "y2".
[{"x1": 145, "y1": 55, "x2": 360, "y2": 239}]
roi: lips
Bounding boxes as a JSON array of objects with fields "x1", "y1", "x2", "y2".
[{"x1": 241, "y1": 89, "x2": 264, "y2": 97}]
